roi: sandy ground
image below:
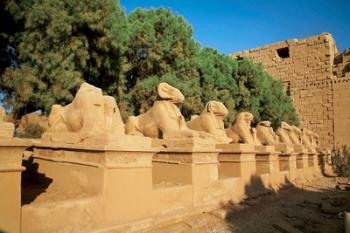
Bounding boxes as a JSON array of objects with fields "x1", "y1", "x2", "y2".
[{"x1": 148, "y1": 177, "x2": 349, "y2": 233}]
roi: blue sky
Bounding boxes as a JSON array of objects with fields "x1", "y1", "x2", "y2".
[{"x1": 120, "y1": 0, "x2": 350, "y2": 55}]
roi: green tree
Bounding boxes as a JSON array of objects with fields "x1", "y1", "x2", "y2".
[
  {"x1": 119, "y1": 8, "x2": 202, "y2": 119},
  {"x1": 234, "y1": 58, "x2": 299, "y2": 129},
  {"x1": 1, "y1": 0, "x2": 127, "y2": 118},
  {"x1": 197, "y1": 48, "x2": 238, "y2": 125},
  {"x1": 1, "y1": 2, "x2": 299, "y2": 129},
  {"x1": 197, "y1": 48, "x2": 299, "y2": 129}
]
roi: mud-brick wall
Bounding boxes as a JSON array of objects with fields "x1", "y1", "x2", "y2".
[
  {"x1": 333, "y1": 78, "x2": 350, "y2": 147},
  {"x1": 294, "y1": 80, "x2": 334, "y2": 148},
  {"x1": 231, "y1": 33, "x2": 337, "y2": 148}
]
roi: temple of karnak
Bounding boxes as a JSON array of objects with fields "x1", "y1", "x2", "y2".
[
  {"x1": 0, "y1": 81, "x2": 334, "y2": 233},
  {"x1": 232, "y1": 32, "x2": 350, "y2": 148}
]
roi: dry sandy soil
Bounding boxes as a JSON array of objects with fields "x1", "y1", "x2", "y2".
[{"x1": 148, "y1": 177, "x2": 349, "y2": 233}]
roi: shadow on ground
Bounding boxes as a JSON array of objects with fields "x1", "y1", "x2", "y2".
[{"x1": 219, "y1": 175, "x2": 348, "y2": 233}]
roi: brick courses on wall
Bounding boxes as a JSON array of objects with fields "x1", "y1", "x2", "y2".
[
  {"x1": 231, "y1": 33, "x2": 350, "y2": 148},
  {"x1": 333, "y1": 78, "x2": 350, "y2": 147}
]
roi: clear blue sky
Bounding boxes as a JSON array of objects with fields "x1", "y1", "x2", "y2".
[{"x1": 120, "y1": 0, "x2": 350, "y2": 55}]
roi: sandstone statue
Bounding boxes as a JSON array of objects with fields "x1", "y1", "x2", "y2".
[
  {"x1": 309, "y1": 131, "x2": 326, "y2": 153},
  {"x1": 301, "y1": 128, "x2": 312, "y2": 147},
  {"x1": 310, "y1": 131, "x2": 321, "y2": 148},
  {"x1": 187, "y1": 101, "x2": 232, "y2": 144},
  {"x1": 276, "y1": 121, "x2": 294, "y2": 144},
  {"x1": 290, "y1": 126, "x2": 302, "y2": 145},
  {"x1": 275, "y1": 122, "x2": 308, "y2": 152},
  {"x1": 0, "y1": 106, "x2": 15, "y2": 138},
  {"x1": 42, "y1": 82, "x2": 125, "y2": 144},
  {"x1": 301, "y1": 128, "x2": 319, "y2": 152},
  {"x1": 226, "y1": 112, "x2": 260, "y2": 144},
  {"x1": 126, "y1": 82, "x2": 212, "y2": 140},
  {"x1": 256, "y1": 121, "x2": 279, "y2": 145}
]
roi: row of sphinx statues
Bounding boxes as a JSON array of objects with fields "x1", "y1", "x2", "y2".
[
  {"x1": 0, "y1": 82, "x2": 323, "y2": 152},
  {"x1": 37, "y1": 83, "x2": 320, "y2": 150}
]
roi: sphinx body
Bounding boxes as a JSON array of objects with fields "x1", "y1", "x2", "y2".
[
  {"x1": 0, "y1": 107, "x2": 14, "y2": 138},
  {"x1": 309, "y1": 131, "x2": 325, "y2": 153},
  {"x1": 256, "y1": 121, "x2": 279, "y2": 146},
  {"x1": 301, "y1": 128, "x2": 321, "y2": 152},
  {"x1": 226, "y1": 112, "x2": 260, "y2": 144},
  {"x1": 187, "y1": 101, "x2": 232, "y2": 144},
  {"x1": 42, "y1": 82, "x2": 125, "y2": 144},
  {"x1": 276, "y1": 121, "x2": 294, "y2": 144},
  {"x1": 290, "y1": 126, "x2": 302, "y2": 145},
  {"x1": 301, "y1": 128, "x2": 313, "y2": 147},
  {"x1": 310, "y1": 131, "x2": 321, "y2": 148},
  {"x1": 126, "y1": 82, "x2": 212, "y2": 140}
]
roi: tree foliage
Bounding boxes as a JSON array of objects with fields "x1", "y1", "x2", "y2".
[
  {"x1": 1, "y1": 0, "x2": 127, "y2": 117},
  {"x1": 197, "y1": 48, "x2": 299, "y2": 128},
  {"x1": 0, "y1": 3, "x2": 299, "y2": 128},
  {"x1": 119, "y1": 8, "x2": 202, "y2": 119}
]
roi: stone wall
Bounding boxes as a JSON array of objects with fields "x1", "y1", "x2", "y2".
[
  {"x1": 232, "y1": 33, "x2": 350, "y2": 148},
  {"x1": 333, "y1": 78, "x2": 350, "y2": 146}
]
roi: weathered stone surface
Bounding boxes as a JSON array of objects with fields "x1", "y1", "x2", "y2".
[
  {"x1": 42, "y1": 83, "x2": 124, "y2": 144},
  {"x1": 0, "y1": 106, "x2": 14, "y2": 138},
  {"x1": 232, "y1": 32, "x2": 350, "y2": 148},
  {"x1": 41, "y1": 82, "x2": 150, "y2": 147},
  {"x1": 227, "y1": 112, "x2": 260, "y2": 145},
  {"x1": 256, "y1": 121, "x2": 279, "y2": 145},
  {"x1": 187, "y1": 101, "x2": 232, "y2": 144},
  {"x1": 126, "y1": 82, "x2": 214, "y2": 143}
]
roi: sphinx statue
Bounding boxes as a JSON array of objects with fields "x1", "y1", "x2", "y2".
[
  {"x1": 126, "y1": 82, "x2": 212, "y2": 141},
  {"x1": 0, "y1": 106, "x2": 15, "y2": 138},
  {"x1": 301, "y1": 128, "x2": 319, "y2": 152},
  {"x1": 276, "y1": 122, "x2": 308, "y2": 152},
  {"x1": 256, "y1": 121, "x2": 279, "y2": 145},
  {"x1": 309, "y1": 131, "x2": 326, "y2": 153},
  {"x1": 301, "y1": 128, "x2": 312, "y2": 146},
  {"x1": 226, "y1": 112, "x2": 260, "y2": 144},
  {"x1": 290, "y1": 126, "x2": 302, "y2": 145},
  {"x1": 276, "y1": 121, "x2": 294, "y2": 144},
  {"x1": 42, "y1": 82, "x2": 126, "y2": 144},
  {"x1": 310, "y1": 131, "x2": 321, "y2": 148},
  {"x1": 187, "y1": 101, "x2": 232, "y2": 144}
]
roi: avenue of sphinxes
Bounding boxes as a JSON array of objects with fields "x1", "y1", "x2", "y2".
[{"x1": 0, "y1": 81, "x2": 334, "y2": 233}]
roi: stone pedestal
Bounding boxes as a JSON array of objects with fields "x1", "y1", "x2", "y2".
[
  {"x1": 295, "y1": 153, "x2": 304, "y2": 180},
  {"x1": 306, "y1": 152, "x2": 317, "y2": 177},
  {"x1": 153, "y1": 145, "x2": 220, "y2": 209},
  {"x1": 279, "y1": 152, "x2": 297, "y2": 182},
  {"x1": 22, "y1": 143, "x2": 158, "y2": 233},
  {"x1": 312, "y1": 152, "x2": 320, "y2": 174},
  {"x1": 274, "y1": 143, "x2": 293, "y2": 153},
  {"x1": 255, "y1": 145, "x2": 281, "y2": 189},
  {"x1": 0, "y1": 140, "x2": 31, "y2": 233},
  {"x1": 216, "y1": 144, "x2": 256, "y2": 199},
  {"x1": 293, "y1": 146, "x2": 309, "y2": 182},
  {"x1": 313, "y1": 153, "x2": 323, "y2": 176},
  {"x1": 308, "y1": 153, "x2": 315, "y2": 167}
]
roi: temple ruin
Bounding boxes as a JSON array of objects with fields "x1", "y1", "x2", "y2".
[
  {"x1": 232, "y1": 32, "x2": 350, "y2": 148},
  {"x1": 0, "y1": 83, "x2": 333, "y2": 233}
]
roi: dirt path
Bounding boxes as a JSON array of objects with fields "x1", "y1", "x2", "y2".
[{"x1": 149, "y1": 177, "x2": 349, "y2": 233}]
